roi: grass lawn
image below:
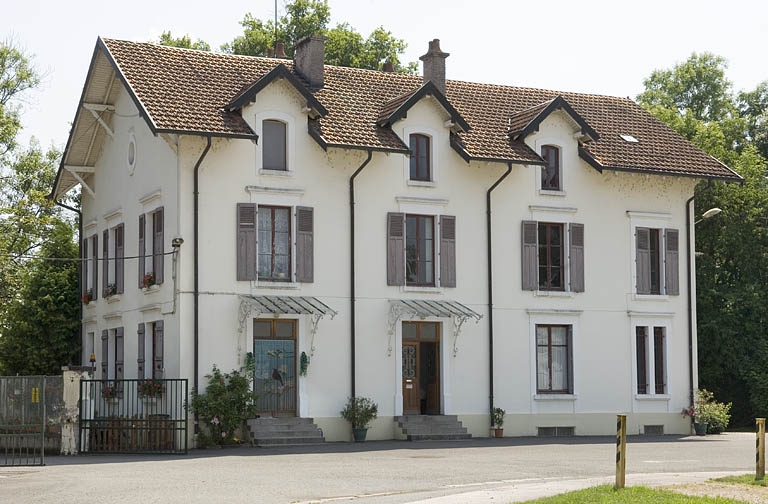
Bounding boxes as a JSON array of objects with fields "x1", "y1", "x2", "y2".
[
  {"x1": 713, "y1": 474, "x2": 768, "y2": 487},
  {"x1": 521, "y1": 485, "x2": 748, "y2": 503}
]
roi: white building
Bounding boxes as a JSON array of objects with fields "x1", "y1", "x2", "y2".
[{"x1": 51, "y1": 36, "x2": 741, "y2": 444}]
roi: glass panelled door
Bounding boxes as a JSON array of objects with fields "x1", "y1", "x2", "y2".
[
  {"x1": 254, "y1": 319, "x2": 297, "y2": 416},
  {"x1": 402, "y1": 322, "x2": 441, "y2": 415}
]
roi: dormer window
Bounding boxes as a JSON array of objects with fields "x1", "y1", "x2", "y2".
[
  {"x1": 409, "y1": 134, "x2": 431, "y2": 181},
  {"x1": 541, "y1": 145, "x2": 561, "y2": 191},
  {"x1": 263, "y1": 120, "x2": 287, "y2": 171}
]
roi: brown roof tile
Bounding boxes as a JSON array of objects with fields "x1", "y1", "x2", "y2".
[{"x1": 100, "y1": 38, "x2": 741, "y2": 181}]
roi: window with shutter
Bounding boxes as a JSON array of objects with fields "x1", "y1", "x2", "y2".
[
  {"x1": 569, "y1": 223, "x2": 584, "y2": 292},
  {"x1": 82, "y1": 238, "x2": 89, "y2": 299},
  {"x1": 263, "y1": 120, "x2": 287, "y2": 171},
  {"x1": 296, "y1": 207, "x2": 314, "y2": 283},
  {"x1": 101, "y1": 329, "x2": 108, "y2": 379},
  {"x1": 664, "y1": 229, "x2": 679, "y2": 295},
  {"x1": 387, "y1": 212, "x2": 405, "y2": 286},
  {"x1": 258, "y1": 205, "x2": 291, "y2": 281},
  {"x1": 137, "y1": 323, "x2": 145, "y2": 379},
  {"x1": 635, "y1": 227, "x2": 675, "y2": 295},
  {"x1": 115, "y1": 224, "x2": 124, "y2": 294},
  {"x1": 102, "y1": 229, "x2": 109, "y2": 297},
  {"x1": 439, "y1": 215, "x2": 456, "y2": 287},
  {"x1": 153, "y1": 320, "x2": 164, "y2": 380},
  {"x1": 115, "y1": 327, "x2": 124, "y2": 387},
  {"x1": 538, "y1": 222, "x2": 564, "y2": 291},
  {"x1": 153, "y1": 207, "x2": 164, "y2": 285},
  {"x1": 635, "y1": 227, "x2": 652, "y2": 295},
  {"x1": 521, "y1": 221, "x2": 538, "y2": 290},
  {"x1": 138, "y1": 214, "x2": 145, "y2": 288},
  {"x1": 91, "y1": 235, "x2": 98, "y2": 300}
]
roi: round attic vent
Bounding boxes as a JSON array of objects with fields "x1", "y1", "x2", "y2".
[{"x1": 127, "y1": 134, "x2": 137, "y2": 175}]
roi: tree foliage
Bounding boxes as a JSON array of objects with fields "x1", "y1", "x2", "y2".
[
  {"x1": 0, "y1": 38, "x2": 76, "y2": 375},
  {"x1": 216, "y1": 0, "x2": 416, "y2": 72},
  {"x1": 155, "y1": 31, "x2": 210, "y2": 51},
  {"x1": 639, "y1": 53, "x2": 768, "y2": 425},
  {"x1": 0, "y1": 221, "x2": 79, "y2": 375}
]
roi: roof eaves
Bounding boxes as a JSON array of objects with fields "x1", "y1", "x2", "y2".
[
  {"x1": 155, "y1": 128, "x2": 257, "y2": 140},
  {"x1": 449, "y1": 133, "x2": 471, "y2": 163},
  {"x1": 226, "y1": 63, "x2": 328, "y2": 117},
  {"x1": 378, "y1": 81, "x2": 470, "y2": 132},
  {"x1": 513, "y1": 95, "x2": 600, "y2": 142}
]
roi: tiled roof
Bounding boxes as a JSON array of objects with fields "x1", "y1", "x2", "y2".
[
  {"x1": 100, "y1": 38, "x2": 741, "y2": 181},
  {"x1": 508, "y1": 100, "x2": 553, "y2": 137}
]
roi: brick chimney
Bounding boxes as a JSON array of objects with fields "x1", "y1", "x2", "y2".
[
  {"x1": 294, "y1": 35, "x2": 327, "y2": 88},
  {"x1": 275, "y1": 42, "x2": 288, "y2": 59},
  {"x1": 420, "y1": 39, "x2": 449, "y2": 94},
  {"x1": 382, "y1": 61, "x2": 395, "y2": 73}
]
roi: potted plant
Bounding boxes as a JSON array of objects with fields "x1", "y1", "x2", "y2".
[
  {"x1": 682, "y1": 388, "x2": 732, "y2": 435},
  {"x1": 142, "y1": 272, "x2": 156, "y2": 289},
  {"x1": 138, "y1": 379, "x2": 165, "y2": 398},
  {"x1": 491, "y1": 407, "x2": 505, "y2": 438},
  {"x1": 340, "y1": 396, "x2": 378, "y2": 442},
  {"x1": 82, "y1": 288, "x2": 93, "y2": 304},
  {"x1": 104, "y1": 283, "x2": 117, "y2": 297}
]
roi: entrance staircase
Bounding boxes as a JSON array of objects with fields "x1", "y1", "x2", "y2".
[
  {"x1": 395, "y1": 415, "x2": 471, "y2": 441},
  {"x1": 247, "y1": 417, "x2": 325, "y2": 447}
]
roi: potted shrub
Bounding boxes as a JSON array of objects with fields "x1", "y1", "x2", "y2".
[
  {"x1": 491, "y1": 407, "x2": 505, "y2": 438},
  {"x1": 340, "y1": 396, "x2": 378, "y2": 442},
  {"x1": 682, "y1": 388, "x2": 732, "y2": 435},
  {"x1": 142, "y1": 272, "x2": 156, "y2": 289},
  {"x1": 104, "y1": 283, "x2": 117, "y2": 297}
]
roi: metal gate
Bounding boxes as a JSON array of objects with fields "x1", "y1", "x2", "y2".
[
  {"x1": 79, "y1": 379, "x2": 188, "y2": 454},
  {"x1": 0, "y1": 376, "x2": 46, "y2": 466}
]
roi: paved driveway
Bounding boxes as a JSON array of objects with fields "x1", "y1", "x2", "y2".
[{"x1": 0, "y1": 433, "x2": 755, "y2": 503}]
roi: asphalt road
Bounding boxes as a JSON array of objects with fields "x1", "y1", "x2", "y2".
[{"x1": 0, "y1": 433, "x2": 755, "y2": 503}]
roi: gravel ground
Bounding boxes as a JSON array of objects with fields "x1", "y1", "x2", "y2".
[{"x1": 665, "y1": 482, "x2": 768, "y2": 504}]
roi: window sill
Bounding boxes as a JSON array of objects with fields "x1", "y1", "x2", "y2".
[
  {"x1": 635, "y1": 394, "x2": 670, "y2": 401},
  {"x1": 253, "y1": 280, "x2": 300, "y2": 290},
  {"x1": 534, "y1": 394, "x2": 577, "y2": 401},
  {"x1": 402, "y1": 285, "x2": 442, "y2": 293},
  {"x1": 106, "y1": 294, "x2": 121, "y2": 304},
  {"x1": 142, "y1": 285, "x2": 161, "y2": 295},
  {"x1": 534, "y1": 290, "x2": 573, "y2": 298},
  {"x1": 407, "y1": 180, "x2": 437, "y2": 188},
  {"x1": 259, "y1": 168, "x2": 293, "y2": 177},
  {"x1": 538, "y1": 189, "x2": 567, "y2": 197},
  {"x1": 633, "y1": 294, "x2": 670, "y2": 301}
]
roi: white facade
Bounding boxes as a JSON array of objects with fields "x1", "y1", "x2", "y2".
[{"x1": 73, "y1": 73, "x2": 699, "y2": 443}]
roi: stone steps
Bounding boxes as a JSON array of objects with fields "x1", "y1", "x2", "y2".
[
  {"x1": 395, "y1": 415, "x2": 471, "y2": 441},
  {"x1": 247, "y1": 417, "x2": 325, "y2": 447}
]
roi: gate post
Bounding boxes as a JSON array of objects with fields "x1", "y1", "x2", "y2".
[
  {"x1": 61, "y1": 369, "x2": 88, "y2": 455},
  {"x1": 757, "y1": 418, "x2": 766, "y2": 480},
  {"x1": 615, "y1": 414, "x2": 627, "y2": 489}
]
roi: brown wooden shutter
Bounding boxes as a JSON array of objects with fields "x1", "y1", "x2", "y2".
[
  {"x1": 115, "y1": 327, "x2": 124, "y2": 382},
  {"x1": 82, "y1": 238, "x2": 88, "y2": 297},
  {"x1": 153, "y1": 207, "x2": 164, "y2": 285},
  {"x1": 101, "y1": 329, "x2": 108, "y2": 378},
  {"x1": 92, "y1": 235, "x2": 98, "y2": 300},
  {"x1": 296, "y1": 206, "x2": 314, "y2": 283},
  {"x1": 664, "y1": 228, "x2": 679, "y2": 295},
  {"x1": 568, "y1": 326, "x2": 573, "y2": 394},
  {"x1": 138, "y1": 214, "x2": 145, "y2": 288},
  {"x1": 636, "y1": 227, "x2": 651, "y2": 294},
  {"x1": 102, "y1": 229, "x2": 109, "y2": 297},
  {"x1": 569, "y1": 223, "x2": 585, "y2": 292},
  {"x1": 387, "y1": 212, "x2": 405, "y2": 286},
  {"x1": 137, "y1": 323, "x2": 145, "y2": 379},
  {"x1": 440, "y1": 215, "x2": 456, "y2": 287},
  {"x1": 237, "y1": 203, "x2": 258, "y2": 280},
  {"x1": 115, "y1": 224, "x2": 124, "y2": 294},
  {"x1": 153, "y1": 320, "x2": 164, "y2": 379},
  {"x1": 521, "y1": 221, "x2": 538, "y2": 290}
]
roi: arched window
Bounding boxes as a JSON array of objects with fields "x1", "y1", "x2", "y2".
[
  {"x1": 263, "y1": 120, "x2": 287, "y2": 171},
  {"x1": 409, "y1": 133, "x2": 431, "y2": 181},
  {"x1": 541, "y1": 145, "x2": 560, "y2": 191}
]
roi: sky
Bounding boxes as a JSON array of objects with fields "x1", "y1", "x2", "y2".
[{"x1": 3, "y1": 0, "x2": 768, "y2": 151}]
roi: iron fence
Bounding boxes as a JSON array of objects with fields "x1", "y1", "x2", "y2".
[
  {"x1": 0, "y1": 376, "x2": 46, "y2": 466},
  {"x1": 79, "y1": 379, "x2": 188, "y2": 454}
]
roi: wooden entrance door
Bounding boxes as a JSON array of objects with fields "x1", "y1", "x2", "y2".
[
  {"x1": 253, "y1": 319, "x2": 297, "y2": 416},
  {"x1": 402, "y1": 322, "x2": 440, "y2": 415}
]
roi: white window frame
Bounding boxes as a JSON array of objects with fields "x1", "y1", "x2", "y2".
[
  {"x1": 629, "y1": 313, "x2": 672, "y2": 400},
  {"x1": 396, "y1": 196, "x2": 449, "y2": 291},
  {"x1": 403, "y1": 126, "x2": 439, "y2": 187},
  {"x1": 628, "y1": 211, "x2": 671, "y2": 299},
  {"x1": 528, "y1": 205, "x2": 578, "y2": 296},
  {"x1": 527, "y1": 309, "x2": 581, "y2": 406},
  {"x1": 534, "y1": 138, "x2": 567, "y2": 196},
  {"x1": 255, "y1": 111, "x2": 295, "y2": 176}
]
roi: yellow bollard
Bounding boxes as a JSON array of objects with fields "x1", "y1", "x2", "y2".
[
  {"x1": 615, "y1": 414, "x2": 627, "y2": 489},
  {"x1": 757, "y1": 418, "x2": 765, "y2": 480}
]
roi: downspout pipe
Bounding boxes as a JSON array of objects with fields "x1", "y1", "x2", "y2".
[
  {"x1": 486, "y1": 162, "x2": 513, "y2": 424},
  {"x1": 54, "y1": 200, "x2": 83, "y2": 365},
  {"x1": 349, "y1": 150, "x2": 373, "y2": 399},
  {"x1": 685, "y1": 179, "x2": 712, "y2": 421},
  {"x1": 193, "y1": 136, "x2": 212, "y2": 433}
]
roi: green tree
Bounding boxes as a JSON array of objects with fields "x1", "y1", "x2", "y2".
[
  {"x1": 638, "y1": 53, "x2": 768, "y2": 425},
  {"x1": 0, "y1": 220, "x2": 80, "y2": 375},
  {"x1": 219, "y1": 0, "x2": 415, "y2": 72},
  {"x1": 155, "y1": 31, "x2": 210, "y2": 51}
]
